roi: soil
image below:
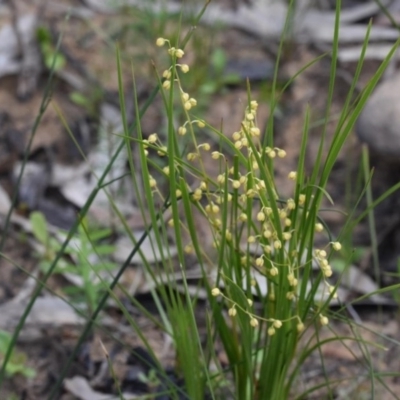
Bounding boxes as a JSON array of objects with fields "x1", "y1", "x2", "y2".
[{"x1": 1, "y1": 0, "x2": 400, "y2": 399}]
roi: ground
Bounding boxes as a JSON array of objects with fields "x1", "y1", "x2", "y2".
[{"x1": 0, "y1": 0, "x2": 400, "y2": 399}]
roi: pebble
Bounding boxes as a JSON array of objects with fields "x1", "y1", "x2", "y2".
[{"x1": 356, "y1": 72, "x2": 400, "y2": 158}]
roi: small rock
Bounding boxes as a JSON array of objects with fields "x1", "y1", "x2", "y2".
[{"x1": 356, "y1": 73, "x2": 400, "y2": 158}]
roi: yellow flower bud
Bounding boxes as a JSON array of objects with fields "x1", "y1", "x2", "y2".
[
  {"x1": 270, "y1": 266, "x2": 278, "y2": 276},
  {"x1": 283, "y1": 232, "x2": 292, "y2": 241},
  {"x1": 228, "y1": 307, "x2": 237, "y2": 317},
  {"x1": 315, "y1": 223, "x2": 324, "y2": 232},
  {"x1": 232, "y1": 131, "x2": 241, "y2": 141},
  {"x1": 175, "y1": 48, "x2": 184, "y2": 58},
  {"x1": 268, "y1": 326, "x2": 276, "y2": 336},
  {"x1": 332, "y1": 241, "x2": 342, "y2": 251},
  {"x1": 250, "y1": 127, "x2": 260, "y2": 137},
  {"x1": 257, "y1": 212, "x2": 265, "y2": 222},
  {"x1": 178, "y1": 126, "x2": 187, "y2": 135},
  {"x1": 288, "y1": 171, "x2": 297, "y2": 180},
  {"x1": 156, "y1": 37, "x2": 166, "y2": 46},
  {"x1": 239, "y1": 213, "x2": 248, "y2": 222},
  {"x1": 162, "y1": 69, "x2": 171, "y2": 79},
  {"x1": 232, "y1": 180, "x2": 241, "y2": 189},
  {"x1": 255, "y1": 257, "x2": 264, "y2": 267},
  {"x1": 180, "y1": 64, "x2": 189, "y2": 73},
  {"x1": 273, "y1": 320, "x2": 282, "y2": 329},
  {"x1": 278, "y1": 149, "x2": 286, "y2": 158},
  {"x1": 246, "y1": 113, "x2": 254, "y2": 121},
  {"x1": 148, "y1": 133, "x2": 158, "y2": 143},
  {"x1": 149, "y1": 177, "x2": 157, "y2": 188},
  {"x1": 250, "y1": 317, "x2": 259, "y2": 327},
  {"x1": 320, "y1": 315, "x2": 329, "y2": 326}
]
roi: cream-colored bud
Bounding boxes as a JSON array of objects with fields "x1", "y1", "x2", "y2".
[
  {"x1": 332, "y1": 242, "x2": 342, "y2": 251},
  {"x1": 175, "y1": 48, "x2": 184, "y2": 58},
  {"x1": 250, "y1": 100, "x2": 258, "y2": 110},
  {"x1": 217, "y1": 174, "x2": 225, "y2": 184},
  {"x1": 264, "y1": 245, "x2": 272, "y2": 254},
  {"x1": 148, "y1": 133, "x2": 158, "y2": 143},
  {"x1": 257, "y1": 212, "x2": 265, "y2": 222},
  {"x1": 162, "y1": 69, "x2": 171, "y2": 79},
  {"x1": 232, "y1": 131, "x2": 241, "y2": 141},
  {"x1": 270, "y1": 266, "x2": 278, "y2": 276},
  {"x1": 228, "y1": 307, "x2": 237, "y2": 317},
  {"x1": 156, "y1": 37, "x2": 166, "y2": 46},
  {"x1": 283, "y1": 232, "x2": 292, "y2": 241},
  {"x1": 273, "y1": 320, "x2": 282, "y2": 329},
  {"x1": 277, "y1": 149, "x2": 286, "y2": 158},
  {"x1": 288, "y1": 171, "x2": 297, "y2": 180},
  {"x1": 232, "y1": 180, "x2": 241, "y2": 189},
  {"x1": 263, "y1": 229, "x2": 272, "y2": 239},
  {"x1": 315, "y1": 223, "x2": 324, "y2": 232},
  {"x1": 268, "y1": 326, "x2": 276, "y2": 336},
  {"x1": 180, "y1": 64, "x2": 189, "y2": 73},
  {"x1": 234, "y1": 141, "x2": 243, "y2": 150},
  {"x1": 297, "y1": 322, "x2": 305, "y2": 332},
  {"x1": 320, "y1": 315, "x2": 329, "y2": 326},
  {"x1": 238, "y1": 213, "x2": 248, "y2": 222},
  {"x1": 250, "y1": 317, "x2": 259, "y2": 327},
  {"x1": 255, "y1": 257, "x2": 264, "y2": 267},
  {"x1": 246, "y1": 113, "x2": 254, "y2": 121}
]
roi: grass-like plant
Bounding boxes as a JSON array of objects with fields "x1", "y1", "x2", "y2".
[{"x1": 114, "y1": 4, "x2": 399, "y2": 399}]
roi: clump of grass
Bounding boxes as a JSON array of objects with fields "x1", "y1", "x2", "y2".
[
  {"x1": 118, "y1": 7, "x2": 399, "y2": 396},
  {"x1": 131, "y1": 37, "x2": 341, "y2": 399},
  {"x1": 114, "y1": 16, "x2": 397, "y2": 395}
]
